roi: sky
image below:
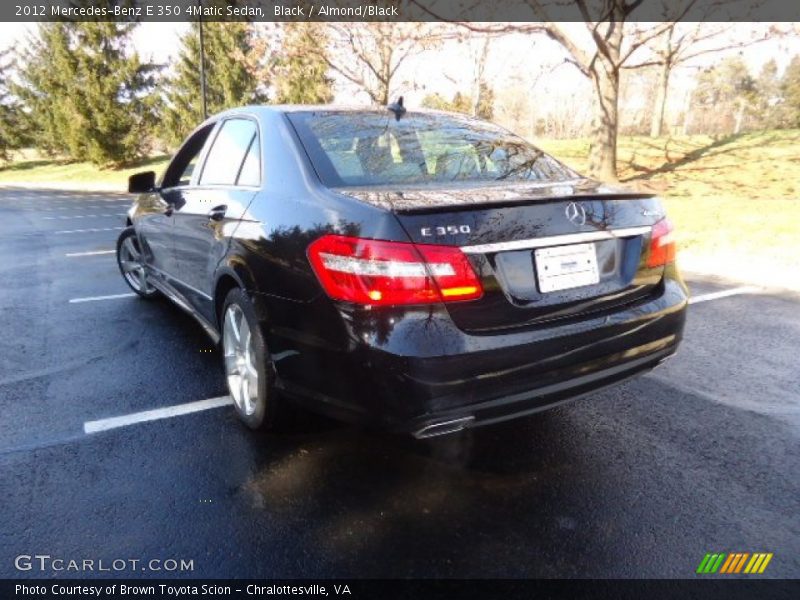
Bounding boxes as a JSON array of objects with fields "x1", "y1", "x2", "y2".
[{"x1": 2, "y1": 21, "x2": 798, "y2": 121}]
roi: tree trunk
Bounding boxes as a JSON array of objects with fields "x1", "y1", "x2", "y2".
[
  {"x1": 587, "y1": 58, "x2": 620, "y2": 182},
  {"x1": 734, "y1": 98, "x2": 746, "y2": 134},
  {"x1": 650, "y1": 61, "x2": 670, "y2": 138},
  {"x1": 586, "y1": 21, "x2": 623, "y2": 183}
]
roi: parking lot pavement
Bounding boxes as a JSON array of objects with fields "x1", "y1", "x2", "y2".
[{"x1": 0, "y1": 187, "x2": 798, "y2": 579}]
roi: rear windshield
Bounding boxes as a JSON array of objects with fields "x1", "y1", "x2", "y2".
[{"x1": 287, "y1": 111, "x2": 578, "y2": 187}]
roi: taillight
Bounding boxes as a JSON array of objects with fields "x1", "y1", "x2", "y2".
[
  {"x1": 307, "y1": 235, "x2": 483, "y2": 306},
  {"x1": 647, "y1": 218, "x2": 677, "y2": 268}
]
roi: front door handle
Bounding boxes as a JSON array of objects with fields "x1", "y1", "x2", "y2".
[{"x1": 208, "y1": 205, "x2": 227, "y2": 222}]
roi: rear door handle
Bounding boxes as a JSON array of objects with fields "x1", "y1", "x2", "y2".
[{"x1": 208, "y1": 205, "x2": 227, "y2": 222}]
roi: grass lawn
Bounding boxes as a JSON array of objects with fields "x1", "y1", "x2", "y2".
[
  {"x1": 2, "y1": 130, "x2": 799, "y2": 288},
  {"x1": 0, "y1": 150, "x2": 170, "y2": 190}
]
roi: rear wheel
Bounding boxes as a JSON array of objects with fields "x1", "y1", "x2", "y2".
[
  {"x1": 116, "y1": 228, "x2": 159, "y2": 298},
  {"x1": 221, "y1": 288, "x2": 282, "y2": 430}
]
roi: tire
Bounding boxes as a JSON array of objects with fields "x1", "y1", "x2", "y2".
[
  {"x1": 221, "y1": 287, "x2": 282, "y2": 430},
  {"x1": 116, "y1": 227, "x2": 159, "y2": 299}
]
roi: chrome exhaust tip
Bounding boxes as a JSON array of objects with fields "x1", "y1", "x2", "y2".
[{"x1": 413, "y1": 416, "x2": 475, "y2": 439}]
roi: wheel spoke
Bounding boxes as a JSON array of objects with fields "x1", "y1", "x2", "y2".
[
  {"x1": 226, "y1": 308, "x2": 240, "y2": 343},
  {"x1": 137, "y1": 267, "x2": 147, "y2": 291},
  {"x1": 229, "y1": 374, "x2": 242, "y2": 410},
  {"x1": 239, "y1": 376, "x2": 249, "y2": 411},
  {"x1": 119, "y1": 260, "x2": 138, "y2": 273},
  {"x1": 239, "y1": 318, "x2": 251, "y2": 355},
  {"x1": 123, "y1": 237, "x2": 139, "y2": 261}
]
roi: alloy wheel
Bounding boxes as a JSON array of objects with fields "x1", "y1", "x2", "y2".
[
  {"x1": 223, "y1": 304, "x2": 259, "y2": 416},
  {"x1": 119, "y1": 236, "x2": 155, "y2": 294}
]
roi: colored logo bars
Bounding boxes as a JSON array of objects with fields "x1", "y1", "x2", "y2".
[{"x1": 696, "y1": 552, "x2": 773, "y2": 574}]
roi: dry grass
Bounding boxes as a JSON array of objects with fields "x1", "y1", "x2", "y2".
[
  {"x1": 538, "y1": 129, "x2": 800, "y2": 200},
  {"x1": 538, "y1": 130, "x2": 800, "y2": 289}
]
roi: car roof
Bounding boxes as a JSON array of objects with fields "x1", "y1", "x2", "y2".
[{"x1": 212, "y1": 104, "x2": 485, "y2": 121}]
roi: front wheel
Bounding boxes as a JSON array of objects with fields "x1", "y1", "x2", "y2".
[
  {"x1": 116, "y1": 228, "x2": 159, "y2": 298},
  {"x1": 221, "y1": 288, "x2": 283, "y2": 430}
]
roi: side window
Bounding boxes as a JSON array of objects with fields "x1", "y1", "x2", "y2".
[
  {"x1": 199, "y1": 119, "x2": 258, "y2": 186},
  {"x1": 236, "y1": 136, "x2": 260, "y2": 187},
  {"x1": 161, "y1": 125, "x2": 214, "y2": 189}
]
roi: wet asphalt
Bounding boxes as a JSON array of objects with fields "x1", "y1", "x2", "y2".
[{"x1": 0, "y1": 187, "x2": 798, "y2": 579}]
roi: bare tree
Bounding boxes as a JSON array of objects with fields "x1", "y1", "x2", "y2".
[
  {"x1": 419, "y1": 0, "x2": 769, "y2": 181},
  {"x1": 627, "y1": 21, "x2": 771, "y2": 137},
  {"x1": 323, "y1": 23, "x2": 443, "y2": 105}
]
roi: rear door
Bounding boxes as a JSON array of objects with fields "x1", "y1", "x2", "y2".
[
  {"x1": 138, "y1": 124, "x2": 215, "y2": 283},
  {"x1": 172, "y1": 117, "x2": 261, "y2": 322}
]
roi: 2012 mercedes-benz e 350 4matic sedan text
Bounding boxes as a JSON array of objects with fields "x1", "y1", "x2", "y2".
[{"x1": 119, "y1": 104, "x2": 687, "y2": 437}]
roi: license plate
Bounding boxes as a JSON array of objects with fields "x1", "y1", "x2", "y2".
[{"x1": 535, "y1": 242, "x2": 600, "y2": 293}]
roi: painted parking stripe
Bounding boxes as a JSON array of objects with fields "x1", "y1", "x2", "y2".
[
  {"x1": 53, "y1": 227, "x2": 124, "y2": 234},
  {"x1": 65, "y1": 249, "x2": 115, "y2": 257},
  {"x1": 43, "y1": 214, "x2": 125, "y2": 220},
  {"x1": 689, "y1": 286, "x2": 761, "y2": 305},
  {"x1": 69, "y1": 293, "x2": 135, "y2": 303},
  {"x1": 83, "y1": 396, "x2": 232, "y2": 434}
]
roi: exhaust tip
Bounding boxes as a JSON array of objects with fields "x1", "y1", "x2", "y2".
[{"x1": 413, "y1": 416, "x2": 475, "y2": 439}]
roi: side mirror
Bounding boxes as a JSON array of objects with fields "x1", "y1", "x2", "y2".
[{"x1": 128, "y1": 171, "x2": 157, "y2": 194}]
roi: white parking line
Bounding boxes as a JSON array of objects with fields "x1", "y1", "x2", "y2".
[
  {"x1": 689, "y1": 286, "x2": 761, "y2": 305},
  {"x1": 65, "y1": 250, "x2": 115, "y2": 257},
  {"x1": 43, "y1": 214, "x2": 125, "y2": 220},
  {"x1": 53, "y1": 227, "x2": 124, "y2": 234},
  {"x1": 69, "y1": 293, "x2": 135, "y2": 303},
  {"x1": 83, "y1": 396, "x2": 232, "y2": 434}
]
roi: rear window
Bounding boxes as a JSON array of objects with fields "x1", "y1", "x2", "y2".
[{"x1": 287, "y1": 111, "x2": 577, "y2": 187}]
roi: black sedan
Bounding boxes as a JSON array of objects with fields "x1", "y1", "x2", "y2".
[{"x1": 120, "y1": 105, "x2": 688, "y2": 437}]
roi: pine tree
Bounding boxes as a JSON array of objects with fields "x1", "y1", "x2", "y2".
[
  {"x1": 13, "y1": 24, "x2": 74, "y2": 158},
  {"x1": 421, "y1": 92, "x2": 473, "y2": 114},
  {"x1": 782, "y1": 55, "x2": 800, "y2": 128},
  {"x1": 0, "y1": 48, "x2": 24, "y2": 162},
  {"x1": 475, "y1": 83, "x2": 495, "y2": 120},
  {"x1": 163, "y1": 21, "x2": 265, "y2": 148},
  {"x1": 273, "y1": 23, "x2": 334, "y2": 105},
  {"x1": 15, "y1": 21, "x2": 158, "y2": 166}
]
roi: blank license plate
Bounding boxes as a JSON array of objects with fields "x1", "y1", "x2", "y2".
[{"x1": 535, "y1": 242, "x2": 600, "y2": 293}]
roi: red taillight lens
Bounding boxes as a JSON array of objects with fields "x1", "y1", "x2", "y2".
[
  {"x1": 307, "y1": 235, "x2": 483, "y2": 306},
  {"x1": 647, "y1": 218, "x2": 677, "y2": 268}
]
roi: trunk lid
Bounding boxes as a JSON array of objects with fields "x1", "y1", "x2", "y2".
[{"x1": 340, "y1": 180, "x2": 668, "y2": 332}]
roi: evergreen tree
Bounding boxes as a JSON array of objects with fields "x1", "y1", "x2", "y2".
[
  {"x1": 0, "y1": 48, "x2": 24, "y2": 162},
  {"x1": 781, "y1": 55, "x2": 800, "y2": 128},
  {"x1": 15, "y1": 21, "x2": 158, "y2": 166},
  {"x1": 163, "y1": 21, "x2": 265, "y2": 148},
  {"x1": 273, "y1": 23, "x2": 334, "y2": 105},
  {"x1": 753, "y1": 59, "x2": 782, "y2": 129},
  {"x1": 421, "y1": 91, "x2": 472, "y2": 114},
  {"x1": 475, "y1": 83, "x2": 495, "y2": 120},
  {"x1": 13, "y1": 24, "x2": 74, "y2": 158},
  {"x1": 692, "y1": 56, "x2": 757, "y2": 134}
]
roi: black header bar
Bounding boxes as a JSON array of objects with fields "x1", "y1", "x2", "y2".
[{"x1": 4, "y1": 0, "x2": 800, "y2": 23}]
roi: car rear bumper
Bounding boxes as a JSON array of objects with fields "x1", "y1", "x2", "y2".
[{"x1": 270, "y1": 270, "x2": 688, "y2": 435}]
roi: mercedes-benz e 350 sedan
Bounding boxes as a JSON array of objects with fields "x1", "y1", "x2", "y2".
[{"x1": 120, "y1": 105, "x2": 688, "y2": 437}]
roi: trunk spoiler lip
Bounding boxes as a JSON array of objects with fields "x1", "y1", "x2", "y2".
[
  {"x1": 331, "y1": 179, "x2": 657, "y2": 214},
  {"x1": 390, "y1": 191, "x2": 658, "y2": 215}
]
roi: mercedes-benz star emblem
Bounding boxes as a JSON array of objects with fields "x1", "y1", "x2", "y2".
[{"x1": 565, "y1": 202, "x2": 587, "y2": 226}]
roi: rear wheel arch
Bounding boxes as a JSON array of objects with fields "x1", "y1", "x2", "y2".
[{"x1": 214, "y1": 273, "x2": 242, "y2": 330}]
